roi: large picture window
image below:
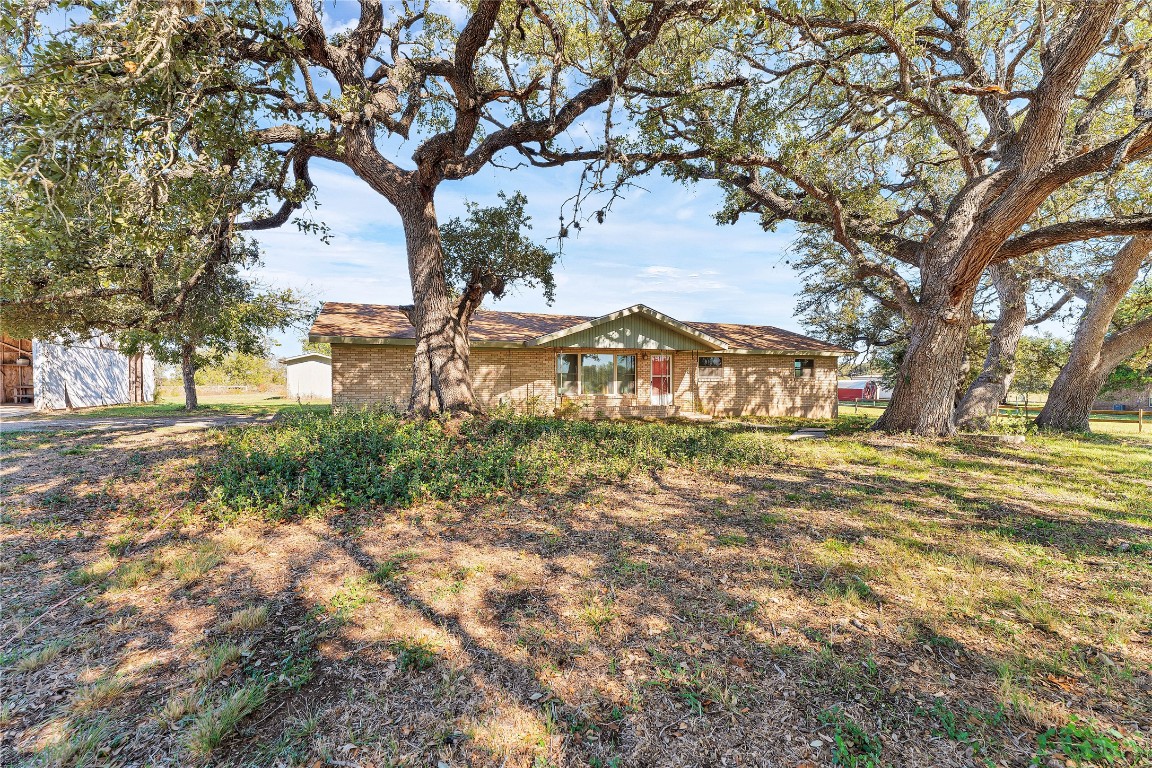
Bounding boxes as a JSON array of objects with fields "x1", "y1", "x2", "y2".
[
  {"x1": 557, "y1": 353, "x2": 638, "y2": 395},
  {"x1": 581, "y1": 354, "x2": 614, "y2": 395}
]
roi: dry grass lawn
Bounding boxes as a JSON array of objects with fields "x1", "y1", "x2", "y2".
[{"x1": 1, "y1": 419, "x2": 1149, "y2": 767}]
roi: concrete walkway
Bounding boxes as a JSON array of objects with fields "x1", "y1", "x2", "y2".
[
  {"x1": 787, "y1": 427, "x2": 828, "y2": 440},
  {"x1": 0, "y1": 413, "x2": 275, "y2": 434}
]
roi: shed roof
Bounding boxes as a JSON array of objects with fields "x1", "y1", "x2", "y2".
[
  {"x1": 280, "y1": 353, "x2": 332, "y2": 365},
  {"x1": 310, "y1": 302, "x2": 850, "y2": 355}
]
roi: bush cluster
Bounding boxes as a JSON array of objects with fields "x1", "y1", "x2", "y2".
[{"x1": 201, "y1": 408, "x2": 783, "y2": 518}]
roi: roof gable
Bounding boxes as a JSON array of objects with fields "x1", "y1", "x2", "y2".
[
  {"x1": 280, "y1": 353, "x2": 331, "y2": 365},
  {"x1": 527, "y1": 305, "x2": 728, "y2": 350}
]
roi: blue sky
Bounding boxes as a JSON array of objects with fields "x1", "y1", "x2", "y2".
[
  {"x1": 255, "y1": 160, "x2": 807, "y2": 355},
  {"x1": 249, "y1": 1, "x2": 810, "y2": 355}
]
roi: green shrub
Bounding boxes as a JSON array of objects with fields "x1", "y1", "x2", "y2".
[{"x1": 201, "y1": 409, "x2": 783, "y2": 519}]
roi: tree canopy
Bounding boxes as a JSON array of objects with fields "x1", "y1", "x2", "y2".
[{"x1": 631, "y1": 0, "x2": 1152, "y2": 433}]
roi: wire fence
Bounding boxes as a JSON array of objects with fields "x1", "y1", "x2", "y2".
[{"x1": 837, "y1": 400, "x2": 1147, "y2": 431}]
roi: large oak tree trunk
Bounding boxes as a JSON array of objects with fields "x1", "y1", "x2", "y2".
[
  {"x1": 181, "y1": 342, "x2": 198, "y2": 411},
  {"x1": 955, "y1": 265, "x2": 1028, "y2": 428},
  {"x1": 1035, "y1": 361, "x2": 1110, "y2": 432},
  {"x1": 1037, "y1": 236, "x2": 1152, "y2": 431},
  {"x1": 874, "y1": 299, "x2": 974, "y2": 436},
  {"x1": 400, "y1": 196, "x2": 476, "y2": 415}
]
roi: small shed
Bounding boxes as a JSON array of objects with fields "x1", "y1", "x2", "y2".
[{"x1": 282, "y1": 353, "x2": 332, "y2": 400}]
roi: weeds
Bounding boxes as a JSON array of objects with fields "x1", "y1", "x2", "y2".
[
  {"x1": 15, "y1": 639, "x2": 69, "y2": 673},
  {"x1": 66, "y1": 557, "x2": 118, "y2": 586},
  {"x1": 71, "y1": 674, "x2": 131, "y2": 713},
  {"x1": 818, "y1": 707, "x2": 886, "y2": 767},
  {"x1": 158, "y1": 690, "x2": 200, "y2": 727},
  {"x1": 391, "y1": 638, "x2": 437, "y2": 673},
  {"x1": 923, "y1": 698, "x2": 997, "y2": 767},
  {"x1": 218, "y1": 604, "x2": 270, "y2": 633},
  {"x1": 371, "y1": 550, "x2": 420, "y2": 583},
  {"x1": 203, "y1": 409, "x2": 784, "y2": 518},
  {"x1": 108, "y1": 557, "x2": 162, "y2": 590},
  {"x1": 1032, "y1": 716, "x2": 1147, "y2": 766},
  {"x1": 168, "y1": 544, "x2": 223, "y2": 586},
  {"x1": 36, "y1": 717, "x2": 110, "y2": 767},
  {"x1": 579, "y1": 595, "x2": 617, "y2": 634},
  {"x1": 194, "y1": 642, "x2": 245, "y2": 684},
  {"x1": 106, "y1": 534, "x2": 134, "y2": 556},
  {"x1": 184, "y1": 682, "x2": 267, "y2": 755}
]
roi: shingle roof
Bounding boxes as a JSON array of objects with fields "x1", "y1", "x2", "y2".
[{"x1": 310, "y1": 302, "x2": 849, "y2": 354}]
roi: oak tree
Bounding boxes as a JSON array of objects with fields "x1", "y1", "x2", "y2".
[
  {"x1": 24, "y1": 0, "x2": 739, "y2": 414},
  {"x1": 645, "y1": 0, "x2": 1152, "y2": 434},
  {"x1": 1037, "y1": 235, "x2": 1152, "y2": 429}
]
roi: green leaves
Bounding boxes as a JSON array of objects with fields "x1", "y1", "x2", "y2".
[
  {"x1": 441, "y1": 191, "x2": 558, "y2": 306},
  {"x1": 202, "y1": 409, "x2": 785, "y2": 519}
]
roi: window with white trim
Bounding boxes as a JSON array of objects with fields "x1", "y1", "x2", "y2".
[
  {"x1": 557, "y1": 354, "x2": 579, "y2": 396},
  {"x1": 556, "y1": 353, "x2": 638, "y2": 395},
  {"x1": 698, "y1": 356, "x2": 724, "y2": 380}
]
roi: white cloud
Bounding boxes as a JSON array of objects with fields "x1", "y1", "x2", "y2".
[{"x1": 628, "y1": 266, "x2": 730, "y2": 295}]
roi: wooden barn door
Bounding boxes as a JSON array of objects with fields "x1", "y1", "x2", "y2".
[{"x1": 128, "y1": 355, "x2": 146, "y2": 403}]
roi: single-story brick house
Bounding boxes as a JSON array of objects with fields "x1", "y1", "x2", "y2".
[{"x1": 310, "y1": 302, "x2": 850, "y2": 418}]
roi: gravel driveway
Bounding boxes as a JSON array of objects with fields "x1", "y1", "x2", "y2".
[{"x1": 0, "y1": 413, "x2": 275, "y2": 434}]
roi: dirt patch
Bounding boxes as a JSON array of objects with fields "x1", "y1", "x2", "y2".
[{"x1": 2, "y1": 425, "x2": 1149, "y2": 767}]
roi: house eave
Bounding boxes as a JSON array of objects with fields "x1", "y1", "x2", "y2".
[
  {"x1": 314, "y1": 334, "x2": 847, "y2": 357},
  {"x1": 311, "y1": 334, "x2": 524, "y2": 349},
  {"x1": 723, "y1": 348, "x2": 848, "y2": 357}
]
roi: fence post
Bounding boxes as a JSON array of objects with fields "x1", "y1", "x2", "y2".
[{"x1": 1140, "y1": 409, "x2": 1144, "y2": 433}]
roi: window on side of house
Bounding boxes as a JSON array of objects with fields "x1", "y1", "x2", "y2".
[
  {"x1": 794, "y1": 358, "x2": 815, "y2": 379},
  {"x1": 557, "y1": 353, "x2": 579, "y2": 396},
  {"x1": 698, "y1": 356, "x2": 723, "y2": 380}
]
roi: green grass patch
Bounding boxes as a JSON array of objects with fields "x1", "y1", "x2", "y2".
[
  {"x1": 201, "y1": 408, "x2": 785, "y2": 519},
  {"x1": 14, "y1": 639, "x2": 70, "y2": 673},
  {"x1": 1032, "y1": 716, "x2": 1148, "y2": 766},
  {"x1": 390, "y1": 638, "x2": 437, "y2": 673},
  {"x1": 184, "y1": 683, "x2": 267, "y2": 756},
  {"x1": 818, "y1": 707, "x2": 887, "y2": 767},
  {"x1": 371, "y1": 550, "x2": 421, "y2": 583},
  {"x1": 168, "y1": 545, "x2": 224, "y2": 587},
  {"x1": 67, "y1": 557, "x2": 118, "y2": 586}
]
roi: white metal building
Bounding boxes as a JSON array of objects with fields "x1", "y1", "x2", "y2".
[
  {"x1": 3, "y1": 334, "x2": 154, "y2": 411},
  {"x1": 282, "y1": 353, "x2": 332, "y2": 400}
]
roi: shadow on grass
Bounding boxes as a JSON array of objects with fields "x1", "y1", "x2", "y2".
[{"x1": 3, "y1": 420, "x2": 1149, "y2": 768}]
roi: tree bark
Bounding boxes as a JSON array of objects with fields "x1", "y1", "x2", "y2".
[
  {"x1": 181, "y1": 341, "x2": 199, "y2": 411},
  {"x1": 874, "y1": 291, "x2": 976, "y2": 436},
  {"x1": 955, "y1": 264, "x2": 1028, "y2": 428},
  {"x1": 1037, "y1": 236, "x2": 1152, "y2": 431},
  {"x1": 399, "y1": 196, "x2": 476, "y2": 415},
  {"x1": 873, "y1": 185, "x2": 994, "y2": 437}
]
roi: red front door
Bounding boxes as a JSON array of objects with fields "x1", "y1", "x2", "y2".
[{"x1": 651, "y1": 355, "x2": 672, "y2": 406}]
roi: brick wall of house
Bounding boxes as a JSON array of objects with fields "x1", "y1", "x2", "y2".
[
  {"x1": 692, "y1": 353, "x2": 838, "y2": 418},
  {"x1": 330, "y1": 343, "x2": 412, "y2": 407},
  {"x1": 331, "y1": 343, "x2": 837, "y2": 418}
]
